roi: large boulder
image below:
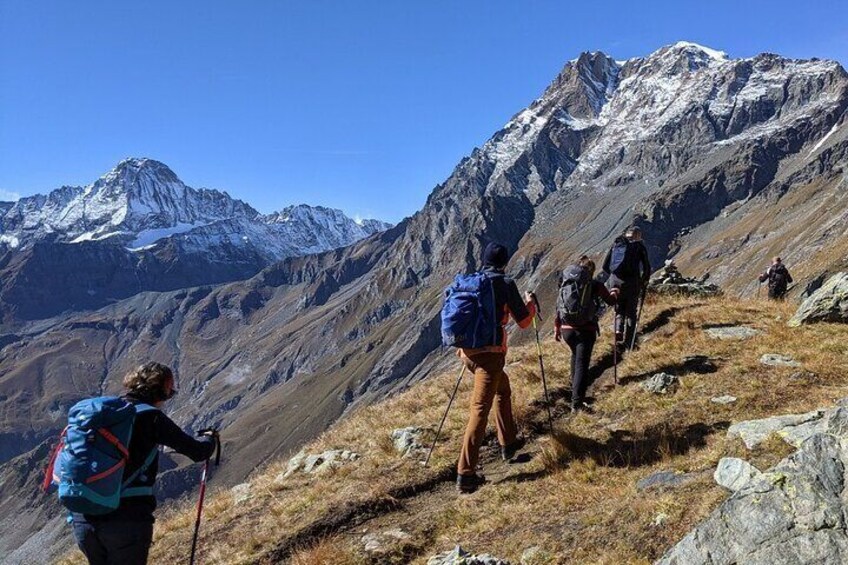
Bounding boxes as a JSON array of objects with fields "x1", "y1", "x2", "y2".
[
  {"x1": 789, "y1": 272, "x2": 848, "y2": 326},
  {"x1": 658, "y1": 402, "x2": 848, "y2": 564},
  {"x1": 727, "y1": 410, "x2": 825, "y2": 449}
]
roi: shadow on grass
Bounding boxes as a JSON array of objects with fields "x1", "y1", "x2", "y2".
[
  {"x1": 618, "y1": 354, "x2": 720, "y2": 386},
  {"x1": 562, "y1": 420, "x2": 729, "y2": 469}
]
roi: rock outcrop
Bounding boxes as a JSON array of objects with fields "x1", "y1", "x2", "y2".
[
  {"x1": 789, "y1": 272, "x2": 848, "y2": 326},
  {"x1": 649, "y1": 261, "x2": 722, "y2": 297},
  {"x1": 659, "y1": 404, "x2": 848, "y2": 564}
]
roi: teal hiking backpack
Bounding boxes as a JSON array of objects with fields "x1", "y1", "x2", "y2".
[{"x1": 42, "y1": 396, "x2": 158, "y2": 514}]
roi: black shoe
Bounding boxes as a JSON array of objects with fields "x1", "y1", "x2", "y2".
[
  {"x1": 571, "y1": 402, "x2": 594, "y2": 415},
  {"x1": 501, "y1": 438, "x2": 526, "y2": 462},
  {"x1": 456, "y1": 473, "x2": 486, "y2": 494}
]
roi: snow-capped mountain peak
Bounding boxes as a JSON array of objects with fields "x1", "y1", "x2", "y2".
[{"x1": 0, "y1": 160, "x2": 391, "y2": 261}]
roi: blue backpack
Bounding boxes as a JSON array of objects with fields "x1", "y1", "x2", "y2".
[
  {"x1": 609, "y1": 237, "x2": 640, "y2": 279},
  {"x1": 43, "y1": 396, "x2": 159, "y2": 515},
  {"x1": 441, "y1": 272, "x2": 499, "y2": 348}
]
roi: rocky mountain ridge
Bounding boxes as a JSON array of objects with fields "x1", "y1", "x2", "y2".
[{"x1": 0, "y1": 158, "x2": 390, "y2": 322}]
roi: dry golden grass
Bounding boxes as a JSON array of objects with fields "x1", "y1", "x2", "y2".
[{"x1": 59, "y1": 294, "x2": 848, "y2": 564}]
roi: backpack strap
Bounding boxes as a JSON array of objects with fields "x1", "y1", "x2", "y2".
[{"x1": 120, "y1": 403, "x2": 160, "y2": 498}]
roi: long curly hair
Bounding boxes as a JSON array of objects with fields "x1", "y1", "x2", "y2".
[{"x1": 123, "y1": 362, "x2": 174, "y2": 401}]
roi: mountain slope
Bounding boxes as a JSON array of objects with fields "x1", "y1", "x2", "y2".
[
  {"x1": 3, "y1": 42, "x2": 848, "y2": 560},
  {"x1": 0, "y1": 158, "x2": 390, "y2": 322}
]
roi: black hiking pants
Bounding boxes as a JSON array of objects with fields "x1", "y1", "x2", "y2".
[
  {"x1": 72, "y1": 518, "x2": 153, "y2": 565},
  {"x1": 562, "y1": 328, "x2": 598, "y2": 408},
  {"x1": 609, "y1": 276, "x2": 641, "y2": 345},
  {"x1": 768, "y1": 285, "x2": 787, "y2": 300}
]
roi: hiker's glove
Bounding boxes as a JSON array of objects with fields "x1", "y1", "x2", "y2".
[
  {"x1": 525, "y1": 291, "x2": 536, "y2": 303},
  {"x1": 198, "y1": 428, "x2": 219, "y2": 439}
]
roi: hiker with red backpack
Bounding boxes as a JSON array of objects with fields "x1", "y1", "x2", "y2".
[
  {"x1": 602, "y1": 226, "x2": 651, "y2": 350},
  {"x1": 758, "y1": 257, "x2": 793, "y2": 300},
  {"x1": 555, "y1": 257, "x2": 619, "y2": 413},
  {"x1": 440, "y1": 242, "x2": 536, "y2": 494},
  {"x1": 45, "y1": 362, "x2": 218, "y2": 565}
]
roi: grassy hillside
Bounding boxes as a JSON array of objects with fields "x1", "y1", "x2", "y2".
[{"x1": 58, "y1": 294, "x2": 848, "y2": 564}]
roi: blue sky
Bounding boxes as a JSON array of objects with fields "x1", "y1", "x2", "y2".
[{"x1": 1, "y1": 1, "x2": 846, "y2": 223}]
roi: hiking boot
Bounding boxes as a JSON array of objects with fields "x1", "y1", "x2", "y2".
[
  {"x1": 456, "y1": 473, "x2": 486, "y2": 494},
  {"x1": 501, "y1": 438, "x2": 525, "y2": 462},
  {"x1": 571, "y1": 402, "x2": 594, "y2": 415}
]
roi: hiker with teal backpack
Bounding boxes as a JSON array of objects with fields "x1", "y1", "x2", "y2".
[
  {"x1": 440, "y1": 242, "x2": 536, "y2": 494},
  {"x1": 602, "y1": 226, "x2": 650, "y2": 350},
  {"x1": 555, "y1": 257, "x2": 619, "y2": 413},
  {"x1": 43, "y1": 362, "x2": 218, "y2": 565}
]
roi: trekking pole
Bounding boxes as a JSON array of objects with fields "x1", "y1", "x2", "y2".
[
  {"x1": 756, "y1": 281, "x2": 762, "y2": 300},
  {"x1": 190, "y1": 429, "x2": 221, "y2": 565},
  {"x1": 612, "y1": 316, "x2": 618, "y2": 386},
  {"x1": 531, "y1": 296, "x2": 555, "y2": 435},
  {"x1": 423, "y1": 364, "x2": 466, "y2": 468},
  {"x1": 628, "y1": 286, "x2": 646, "y2": 352}
]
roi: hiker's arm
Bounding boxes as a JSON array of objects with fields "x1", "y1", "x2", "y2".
[
  {"x1": 758, "y1": 269, "x2": 769, "y2": 283},
  {"x1": 505, "y1": 281, "x2": 535, "y2": 329},
  {"x1": 787, "y1": 270, "x2": 793, "y2": 284},
  {"x1": 155, "y1": 414, "x2": 216, "y2": 462},
  {"x1": 595, "y1": 282, "x2": 618, "y2": 306}
]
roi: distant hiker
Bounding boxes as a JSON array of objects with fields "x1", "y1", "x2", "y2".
[
  {"x1": 555, "y1": 257, "x2": 619, "y2": 413},
  {"x1": 759, "y1": 257, "x2": 793, "y2": 300},
  {"x1": 47, "y1": 363, "x2": 217, "y2": 565},
  {"x1": 602, "y1": 226, "x2": 651, "y2": 348},
  {"x1": 442, "y1": 242, "x2": 536, "y2": 494}
]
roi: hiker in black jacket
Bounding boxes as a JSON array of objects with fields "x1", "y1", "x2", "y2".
[
  {"x1": 759, "y1": 257, "x2": 793, "y2": 300},
  {"x1": 555, "y1": 257, "x2": 619, "y2": 413},
  {"x1": 602, "y1": 227, "x2": 651, "y2": 348},
  {"x1": 71, "y1": 363, "x2": 217, "y2": 565}
]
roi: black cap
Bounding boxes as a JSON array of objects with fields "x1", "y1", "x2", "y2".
[{"x1": 482, "y1": 242, "x2": 510, "y2": 269}]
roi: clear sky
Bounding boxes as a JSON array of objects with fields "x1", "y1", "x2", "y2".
[{"x1": 1, "y1": 1, "x2": 846, "y2": 223}]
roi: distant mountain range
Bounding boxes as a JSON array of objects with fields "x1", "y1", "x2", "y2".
[
  {"x1": 0, "y1": 157, "x2": 390, "y2": 322},
  {"x1": 2, "y1": 41, "x2": 847, "y2": 562}
]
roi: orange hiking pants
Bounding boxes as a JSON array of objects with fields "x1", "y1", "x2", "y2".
[{"x1": 457, "y1": 351, "x2": 518, "y2": 476}]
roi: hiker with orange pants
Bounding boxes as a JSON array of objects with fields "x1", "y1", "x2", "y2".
[{"x1": 447, "y1": 242, "x2": 536, "y2": 494}]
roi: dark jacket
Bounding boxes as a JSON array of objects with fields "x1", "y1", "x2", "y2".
[
  {"x1": 461, "y1": 266, "x2": 535, "y2": 355},
  {"x1": 555, "y1": 280, "x2": 618, "y2": 333},
  {"x1": 76, "y1": 394, "x2": 215, "y2": 523},
  {"x1": 602, "y1": 239, "x2": 651, "y2": 284},
  {"x1": 760, "y1": 264, "x2": 793, "y2": 290}
]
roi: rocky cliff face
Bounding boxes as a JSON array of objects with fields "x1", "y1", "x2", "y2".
[
  {"x1": 0, "y1": 158, "x2": 390, "y2": 322},
  {"x1": 2, "y1": 42, "x2": 847, "y2": 559}
]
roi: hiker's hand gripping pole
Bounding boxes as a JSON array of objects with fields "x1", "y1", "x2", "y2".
[
  {"x1": 190, "y1": 428, "x2": 221, "y2": 565},
  {"x1": 423, "y1": 364, "x2": 466, "y2": 468},
  {"x1": 531, "y1": 295, "x2": 555, "y2": 435}
]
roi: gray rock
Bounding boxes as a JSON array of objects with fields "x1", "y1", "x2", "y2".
[
  {"x1": 391, "y1": 426, "x2": 427, "y2": 456},
  {"x1": 637, "y1": 470, "x2": 699, "y2": 492},
  {"x1": 714, "y1": 458, "x2": 762, "y2": 492},
  {"x1": 789, "y1": 272, "x2": 848, "y2": 326},
  {"x1": 641, "y1": 372, "x2": 680, "y2": 395},
  {"x1": 284, "y1": 448, "x2": 361, "y2": 476},
  {"x1": 230, "y1": 482, "x2": 252, "y2": 504},
  {"x1": 653, "y1": 512, "x2": 670, "y2": 527},
  {"x1": 361, "y1": 528, "x2": 411, "y2": 554},
  {"x1": 520, "y1": 546, "x2": 551, "y2": 565},
  {"x1": 705, "y1": 326, "x2": 760, "y2": 340},
  {"x1": 649, "y1": 261, "x2": 722, "y2": 297},
  {"x1": 727, "y1": 410, "x2": 825, "y2": 449},
  {"x1": 657, "y1": 434, "x2": 848, "y2": 565},
  {"x1": 427, "y1": 545, "x2": 510, "y2": 565},
  {"x1": 711, "y1": 395, "x2": 737, "y2": 405},
  {"x1": 759, "y1": 353, "x2": 801, "y2": 368}
]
